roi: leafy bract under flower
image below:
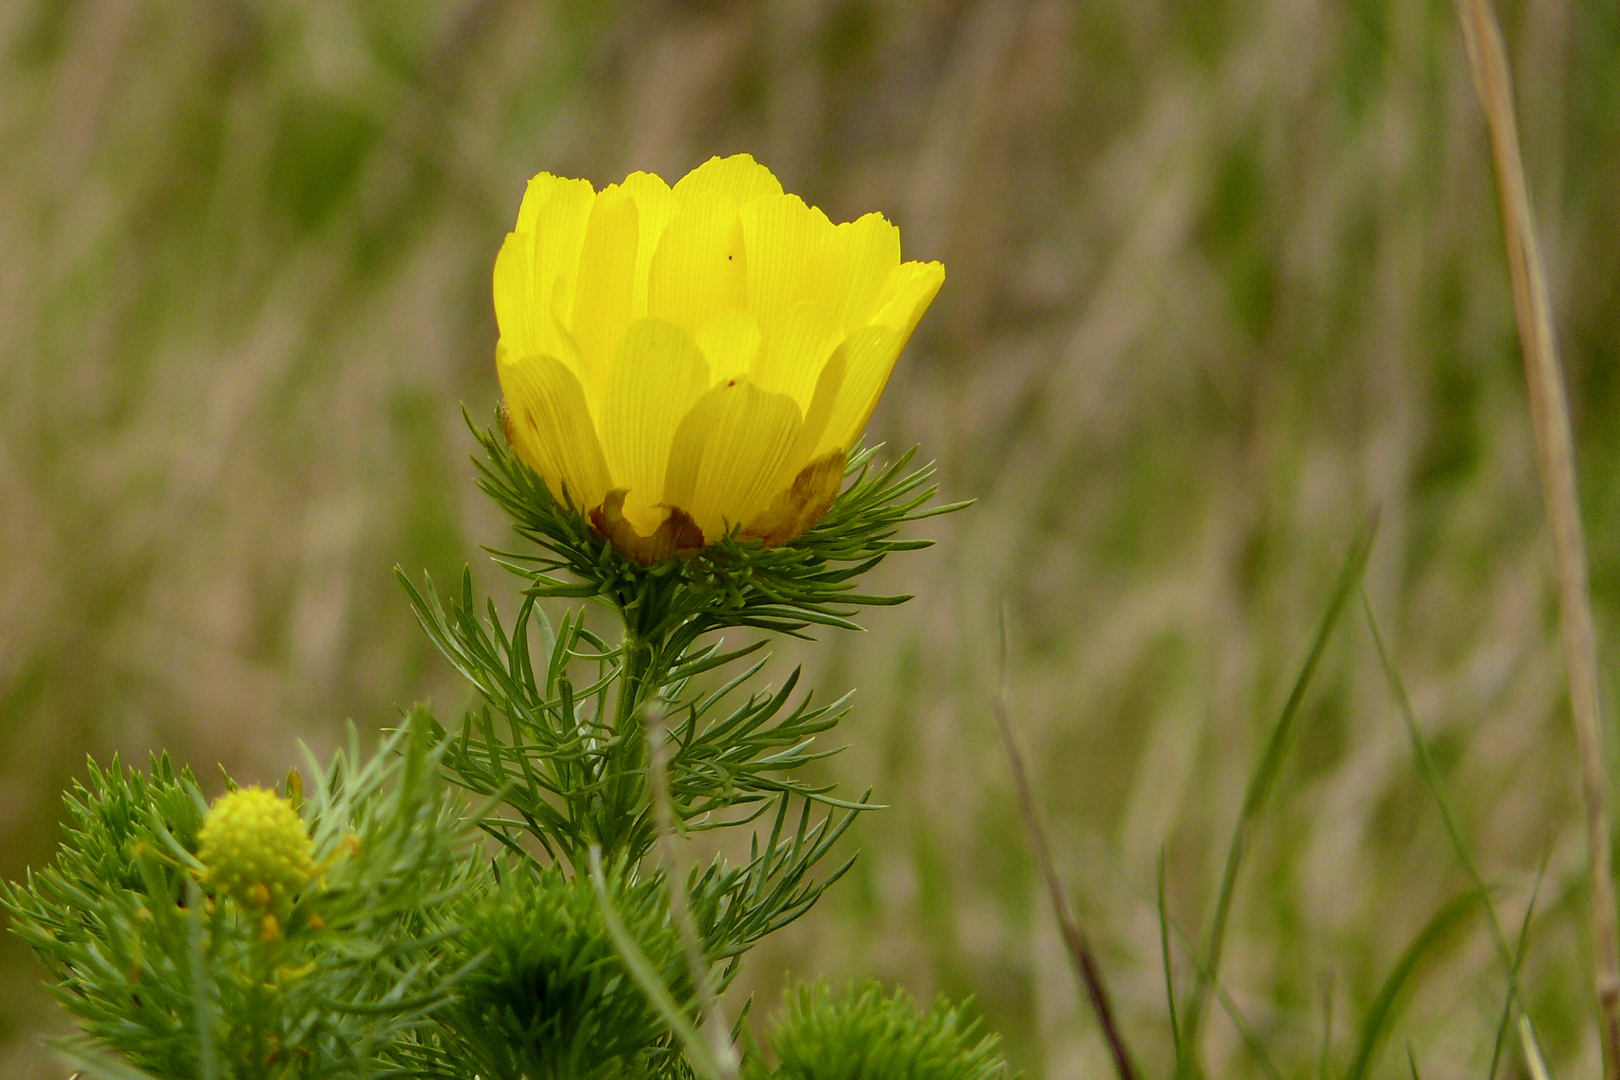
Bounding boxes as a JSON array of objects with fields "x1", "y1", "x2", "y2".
[{"x1": 494, "y1": 154, "x2": 944, "y2": 562}]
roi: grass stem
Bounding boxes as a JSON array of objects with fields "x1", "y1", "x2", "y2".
[
  {"x1": 1179, "y1": 520, "x2": 1377, "y2": 1075},
  {"x1": 647, "y1": 710, "x2": 739, "y2": 1080},
  {"x1": 1453, "y1": 1, "x2": 1620, "y2": 1073},
  {"x1": 995, "y1": 610, "x2": 1137, "y2": 1080}
]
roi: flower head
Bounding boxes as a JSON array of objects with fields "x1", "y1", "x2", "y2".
[
  {"x1": 196, "y1": 787, "x2": 314, "y2": 910},
  {"x1": 493, "y1": 154, "x2": 944, "y2": 563}
]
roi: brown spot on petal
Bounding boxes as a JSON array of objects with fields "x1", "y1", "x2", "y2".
[
  {"x1": 590, "y1": 489, "x2": 707, "y2": 565},
  {"x1": 743, "y1": 450, "x2": 848, "y2": 546}
]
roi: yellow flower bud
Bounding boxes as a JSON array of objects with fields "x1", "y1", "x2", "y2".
[
  {"x1": 493, "y1": 154, "x2": 944, "y2": 562},
  {"x1": 196, "y1": 787, "x2": 314, "y2": 911}
]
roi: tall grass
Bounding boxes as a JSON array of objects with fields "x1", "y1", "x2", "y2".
[
  {"x1": 2, "y1": 1, "x2": 1619, "y2": 1078},
  {"x1": 1455, "y1": 0, "x2": 1620, "y2": 1068}
]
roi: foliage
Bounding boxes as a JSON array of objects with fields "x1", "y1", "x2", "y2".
[
  {"x1": 755, "y1": 982, "x2": 1007, "y2": 1080},
  {"x1": 3, "y1": 424, "x2": 986, "y2": 1080},
  {"x1": 402, "y1": 555, "x2": 872, "y2": 869},
  {"x1": 395, "y1": 423, "x2": 938, "y2": 1010},
  {"x1": 2, "y1": 717, "x2": 478, "y2": 1080},
  {"x1": 391, "y1": 434, "x2": 964, "y2": 1080},
  {"x1": 435, "y1": 859, "x2": 692, "y2": 1080}
]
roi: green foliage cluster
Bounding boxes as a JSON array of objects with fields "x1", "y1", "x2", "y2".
[
  {"x1": 2, "y1": 431, "x2": 1007, "y2": 1080},
  {"x1": 759, "y1": 983, "x2": 1005, "y2": 1080},
  {"x1": 1, "y1": 723, "x2": 475, "y2": 1079},
  {"x1": 438, "y1": 862, "x2": 691, "y2": 1080}
]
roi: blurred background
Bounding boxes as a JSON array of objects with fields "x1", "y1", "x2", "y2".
[{"x1": 2, "y1": 0, "x2": 1619, "y2": 1076}]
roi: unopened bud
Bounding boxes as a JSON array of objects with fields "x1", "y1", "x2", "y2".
[{"x1": 196, "y1": 787, "x2": 314, "y2": 911}]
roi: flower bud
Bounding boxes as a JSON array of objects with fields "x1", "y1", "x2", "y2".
[{"x1": 196, "y1": 787, "x2": 314, "y2": 911}]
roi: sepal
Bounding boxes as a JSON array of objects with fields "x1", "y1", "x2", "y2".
[{"x1": 469, "y1": 407, "x2": 966, "y2": 647}]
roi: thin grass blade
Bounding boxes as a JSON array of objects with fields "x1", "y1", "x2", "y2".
[
  {"x1": 1180, "y1": 516, "x2": 1378, "y2": 1070},
  {"x1": 1343, "y1": 891, "x2": 1476, "y2": 1080}
]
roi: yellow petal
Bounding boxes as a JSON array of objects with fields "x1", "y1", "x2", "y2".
[
  {"x1": 598, "y1": 319, "x2": 711, "y2": 534},
  {"x1": 802, "y1": 212, "x2": 901, "y2": 332},
  {"x1": 621, "y1": 171, "x2": 677, "y2": 318},
  {"x1": 493, "y1": 231, "x2": 540, "y2": 357},
  {"x1": 590, "y1": 490, "x2": 705, "y2": 565},
  {"x1": 569, "y1": 185, "x2": 641, "y2": 398},
  {"x1": 515, "y1": 173, "x2": 592, "y2": 232},
  {"x1": 872, "y1": 258, "x2": 947, "y2": 338},
  {"x1": 496, "y1": 232, "x2": 587, "y2": 376},
  {"x1": 814, "y1": 326, "x2": 899, "y2": 460},
  {"x1": 647, "y1": 194, "x2": 749, "y2": 336},
  {"x1": 664, "y1": 379, "x2": 802, "y2": 541},
  {"x1": 780, "y1": 344, "x2": 845, "y2": 480},
  {"x1": 497, "y1": 349, "x2": 612, "y2": 512},
  {"x1": 672, "y1": 154, "x2": 783, "y2": 207},
  {"x1": 816, "y1": 259, "x2": 944, "y2": 456},
  {"x1": 739, "y1": 194, "x2": 831, "y2": 335},
  {"x1": 742, "y1": 450, "x2": 847, "y2": 546},
  {"x1": 543, "y1": 316, "x2": 588, "y2": 382},
  {"x1": 696, "y1": 310, "x2": 764, "y2": 387},
  {"x1": 496, "y1": 174, "x2": 597, "y2": 373},
  {"x1": 750, "y1": 301, "x2": 842, "y2": 412},
  {"x1": 517, "y1": 176, "x2": 596, "y2": 315},
  {"x1": 496, "y1": 344, "x2": 557, "y2": 486}
]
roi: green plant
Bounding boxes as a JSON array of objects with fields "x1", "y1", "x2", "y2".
[
  {"x1": 757, "y1": 982, "x2": 1005, "y2": 1080},
  {"x1": 2, "y1": 720, "x2": 477, "y2": 1079},
  {"x1": 3, "y1": 414, "x2": 997, "y2": 1080}
]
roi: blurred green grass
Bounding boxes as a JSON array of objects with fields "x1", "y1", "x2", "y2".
[{"x1": 2, "y1": 0, "x2": 1619, "y2": 1077}]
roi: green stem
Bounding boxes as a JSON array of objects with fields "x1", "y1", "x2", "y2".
[
  {"x1": 243, "y1": 912, "x2": 280, "y2": 1080},
  {"x1": 601, "y1": 631, "x2": 661, "y2": 860},
  {"x1": 615, "y1": 633, "x2": 653, "y2": 730},
  {"x1": 1177, "y1": 521, "x2": 1375, "y2": 1078}
]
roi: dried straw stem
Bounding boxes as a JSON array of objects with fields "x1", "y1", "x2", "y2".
[
  {"x1": 647, "y1": 712, "x2": 739, "y2": 1080},
  {"x1": 995, "y1": 613, "x2": 1137, "y2": 1080},
  {"x1": 1454, "y1": 1, "x2": 1620, "y2": 1073}
]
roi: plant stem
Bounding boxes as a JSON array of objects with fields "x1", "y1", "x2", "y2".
[
  {"x1": 1453, "y1": 2, "x2": 1620, "y2": 1074},
  {"x1": 604, "y1": 631, "x2": 656, "y2": 858},
  {"x1": 1179, "y1": 521, "x2": 1375, "y2": 1077},
  {"x1": 996, "y1": 612, "x2": 1137, "y2": 1080},
  {"x1": 648, "y1": 714, "x2": 739, "y2": 1080}
]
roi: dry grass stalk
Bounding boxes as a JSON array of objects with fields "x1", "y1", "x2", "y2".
[
  {"x1": 1453, "y1": 0, "x2": 1620, "y2": 1073},
  {"x1": 994, "y1": 613, "x2": 1136, "y2": 1080},
  {"x1": 647, "y1": 711, "x2": 740, "y2": 1080}
]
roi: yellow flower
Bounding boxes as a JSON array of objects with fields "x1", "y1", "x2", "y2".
[{"x1": 493, "y1": 154, "x2": 944, "y2": 563}]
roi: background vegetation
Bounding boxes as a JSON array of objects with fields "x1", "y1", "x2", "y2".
[{"x1": 2, "y1": 0, "x2": 1618, "y2": 1077}]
